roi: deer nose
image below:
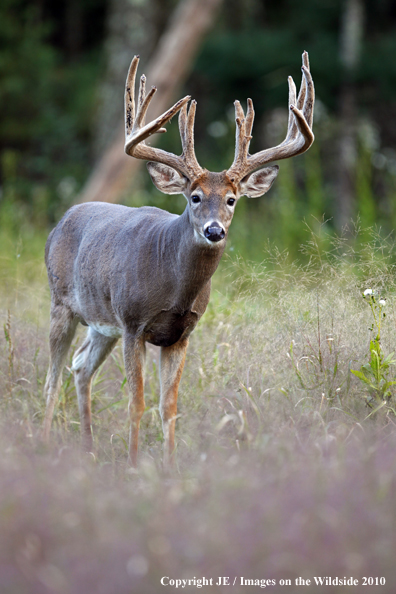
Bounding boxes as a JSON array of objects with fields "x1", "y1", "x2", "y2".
[{"x1": 204, "y1": 222, "x2": 225, "y2": 242}]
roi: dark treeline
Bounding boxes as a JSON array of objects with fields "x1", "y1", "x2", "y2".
[{"x1": 2, "y1": 0, "x2": 396, "y2": 258}]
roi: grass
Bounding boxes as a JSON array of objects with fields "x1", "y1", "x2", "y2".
[{"x1": 1, "y1": 224, "x2": 396, "y2": 592}]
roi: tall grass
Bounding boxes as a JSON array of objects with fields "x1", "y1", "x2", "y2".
[{"x1": 1, "y1": 225, "x2": 396, "y2": 592}]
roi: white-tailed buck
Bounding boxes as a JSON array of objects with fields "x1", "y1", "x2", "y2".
[{"x1": 43, "y1": 52, "x2": 314, "y2": 466}]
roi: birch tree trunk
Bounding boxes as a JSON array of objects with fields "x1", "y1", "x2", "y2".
[{"x1": 335, "y1": 0, "x2": 364, "y2": 231}]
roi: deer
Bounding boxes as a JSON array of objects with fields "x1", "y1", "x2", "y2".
[{"x1": 42, "y1": 51, "x2": 314, "y2": 468}]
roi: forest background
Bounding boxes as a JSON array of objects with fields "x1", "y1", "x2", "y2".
[
  {"x1": 2, "y1": 2, "x2": 396, "y2": 591},
  {"x1": 2, "y1": 0, "x2": 395, "y2": 260}
]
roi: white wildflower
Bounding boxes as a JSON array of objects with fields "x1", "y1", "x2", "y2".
[
  {"x1": 379, "y1": 299, "x2": 386, "y2": 306},
  {"x1": 363, "y1": 288, "x2": 373, "y2": 296}
]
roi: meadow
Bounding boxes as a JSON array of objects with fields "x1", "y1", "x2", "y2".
[{"x1": 1, "y1": 223, "x2": 396, "y2": 593}]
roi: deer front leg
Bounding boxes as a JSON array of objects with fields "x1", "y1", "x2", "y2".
[
  {"x1": 123, "y1": 333, "x2": 146, "y2": 467},
  {"x1": 160, "y1": 337, "x2": 189, "y2": 469}
]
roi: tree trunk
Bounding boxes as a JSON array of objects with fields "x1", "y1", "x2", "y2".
[
  {"x1": 335, "y1": 0, "x2": 364, "y2": 231},
  {"x1": 79, "y1": 0, "x2": 223, "y2": 204}
]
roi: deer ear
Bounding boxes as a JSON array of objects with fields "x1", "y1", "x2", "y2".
[
  {"x1": 147, "y1": 162, "x2": 188, "y2": 195},
  {"x1": 239, "y1": 165, "x2": 279, "y2": 198}
]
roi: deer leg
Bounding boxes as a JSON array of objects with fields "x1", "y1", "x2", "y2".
[
  {"x1": 123, "y1": 333, "x2": 146, "y2": 467},
  {"x1": 42, "y1": 304, "x2": 78, "y2": 442},
  {"x1": 160, "y1": 337, "x2": 189, "y2": 469},
  {"x1": 72, "y1": 328, "x2": 118, "y2": 451}
]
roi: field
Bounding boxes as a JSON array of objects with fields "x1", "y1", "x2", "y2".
[{"x1": 1, "y1": 225, "x2": 396, "y2": 593}]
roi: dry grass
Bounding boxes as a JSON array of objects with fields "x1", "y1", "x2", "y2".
[{"x1": 1, "y1": 226, "x2": 396, "y2": 592}]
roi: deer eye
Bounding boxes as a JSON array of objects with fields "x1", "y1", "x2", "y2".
[
  {"x1": 227, "y1": 197, "x2": 236, "y2": 206},
  {"x1": 191, "y1": 195, "x2": 201, "y2": 204}
]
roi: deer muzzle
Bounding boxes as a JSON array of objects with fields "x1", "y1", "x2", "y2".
[{"x1": 204, "y1": 222, "x2": 225, "y2": 243}]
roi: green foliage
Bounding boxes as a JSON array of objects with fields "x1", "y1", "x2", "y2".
[
  {"x1": 351, "y1": 289, "x2": 396, "y2": 411},
  {"x1": 0, "y1": 0, "x2": 55, "y2": 148},
  {"x1": 0, "y1": 0, "x2": 104, "y2": 223}
]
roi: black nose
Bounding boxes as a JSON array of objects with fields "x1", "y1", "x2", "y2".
[{"x1": 204, "y1": 223, "x2": 225, "y2": 242}]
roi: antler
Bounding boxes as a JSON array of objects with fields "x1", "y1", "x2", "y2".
[
  {"x1": 124, "y1": 56, "x2": 203, "y2": 179},
  {"x1": 227, "y1": 51, "x2": 315, "y2": 183}
]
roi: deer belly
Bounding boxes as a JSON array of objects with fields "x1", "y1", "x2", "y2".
[
  {"x1": 145, "y1": 309, "x2": 199, "y2": 347},
  {"x1": 87, "y1": 322, "x2": 123, "y2": 338}
]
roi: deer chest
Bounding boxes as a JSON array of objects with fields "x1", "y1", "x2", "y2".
[{"x1": 144, "y1": 309, "x2": 199, "y2": 347}]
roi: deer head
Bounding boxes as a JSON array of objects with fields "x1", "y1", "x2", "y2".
[{"x1": 124, "y1": 52, "x2": 314, "y2": 246}]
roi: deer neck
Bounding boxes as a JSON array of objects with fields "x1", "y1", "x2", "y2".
[{"x1": 168, "y1": 207, "x2": 225, "y2": 307}]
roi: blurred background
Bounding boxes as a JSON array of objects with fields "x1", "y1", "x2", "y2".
[
  {"x1": 3, "y1": 8, "x2": 396, "y2": 588},
  {"x1": 2, "y1": 0, "x2": 396, "y2": 260}
]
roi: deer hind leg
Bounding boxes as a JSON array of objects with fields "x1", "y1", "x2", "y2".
[
  {"x1": 42, "y1": 303, "x2": 78, "y2": 442},
  {"x1": 71, "y1": 327, "x2": 118, "y2": 451},
  {"x1": 159, "y1": 337, "x2": 189, "y2": 469}
]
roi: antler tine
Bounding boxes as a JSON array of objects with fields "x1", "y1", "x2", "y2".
[
  {"x1": 135, "y1": 81, "x2": 157, "y2": 129},
  {"x1": 235, "y1": 99, "x2": 245, "y2": 122},
  {"x1": 135, "y1": 74, "x2": 147, "y2": 128},
  {"x1": 285, "y1": 75, "x2": 298, "y2": 143},
  {"x1": 302, "y1": 49, "x2": 310, "y2": 69},
  {"x1": 227, "y1": 51, "x2": 315, "y2": 182},
  {"x1": 296, "y1": 71, "x2": 307, "y2": 111},
  {"x1": 229, "y1": 101, "x2": 244, "y2": 175},
  {"x1": 228, "y1": 100, "x2": 254, "y2": 179},
  {"x1": 178, "y1": 102, "x2": 188, "y2": 146},
  {"x1": 245, "y1": 98, "x2": 255, "y2": 138},
  {"x1": 289, "y1": 103, "x2": 314, "y2": 144},
  {"x1": 296, "y1": 52, "x2": 313, "y2": 117},
  {"x1": 125, "y1": 55, "x2": 139, "y2": 136},
  {"x1": 182, "y1": 101, "x2": 203, "y2": 176},
  {"x1": 138, "y1": 74, "x2": 146, "y2": 111},
  {"x1": 302, "y1": 62, "x2": 314, "y2": 128},
  {"x1": 234, "y1": 100, "x2": 245, "y2": 157}
]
